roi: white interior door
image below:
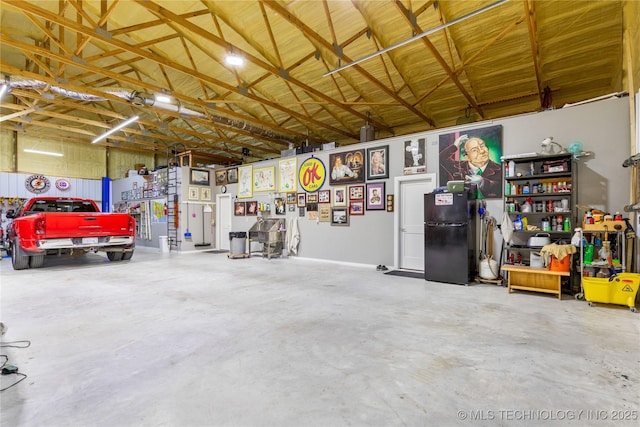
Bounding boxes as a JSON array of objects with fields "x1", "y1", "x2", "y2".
[
  {"x1": 216, "y1": 194, "x2": 232, "y2": 250},
  {"x1": 394, "y1": 173, "x2": 437, "y2": 270}
]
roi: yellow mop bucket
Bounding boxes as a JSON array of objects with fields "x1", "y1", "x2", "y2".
[{"x1": 582, "y1": 273, "x2": 640, "y2": 312}]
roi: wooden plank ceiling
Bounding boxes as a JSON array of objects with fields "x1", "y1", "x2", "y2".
[{"x1": 0, "y1": 0, "x2": 624, "y2": 165}]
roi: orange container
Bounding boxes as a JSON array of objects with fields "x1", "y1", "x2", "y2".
[{"x1": 549, "y1": 254, "x2": 571, "y2": 272}]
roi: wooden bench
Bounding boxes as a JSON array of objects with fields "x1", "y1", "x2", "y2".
[{"x1": 501, "y1": 265, "x2": 570, "y2": 300}]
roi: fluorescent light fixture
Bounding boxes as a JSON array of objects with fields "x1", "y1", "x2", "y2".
[
  {"x1": 0, "y1": 84, "x2": 9, "y2": 98},
  {"x1": 24, "y1": 149, "x2": 63, "y2": 157},
  {"x1": 92, "y1": 115, "x2": 139, "y2": 144},
  {"x1": 225, "y1": 54, "x2": 244, "y2": 66},
  {"x1": 155, "y1": 94, "x2": 172, "y2": 103}
]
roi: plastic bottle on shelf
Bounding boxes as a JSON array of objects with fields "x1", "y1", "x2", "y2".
[
  {"x1": 508, "y1": 160, "x2": 516, "y2": 177},
  {"x1": 563, "y1": 217, "x2": 571, "y2": 232},
  {"x1": 523, "y1": 182, "x2": 530, "y2": 194},
  {"x1": 511, "y1": 183, "x2": 516, "y2": 196},
  {"x1": 514, "y1": 214, "x2": 523, "y2": 231},
  {"x1": 505, "y1": 180, "x2": 511, "y2": 196},
  {"x1": 529, "y1": 162, "x2": 535, "y2": 176}
]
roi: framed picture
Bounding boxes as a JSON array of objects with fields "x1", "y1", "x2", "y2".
[
  {"x1": 215, "y1": 170, "x2": 227, "y2": 186},
  {"x1": 297, "y1": 193, "x2": 306, "y2": 207},
  {"x1": 286, "y1": 193, "x2": 297, "y2": 204},
  {"x1": 329, "y1": 150, "x2": 365, "y2": 184},
  {"x1": 234, "y1": 201, "x2": 246, "y2": 216},
  {"x1": 308, "y1": 211, "x2": 318, "y2": 221},
  {"x1": 403, "y1": 138, "x2": 426, "y2": 175},
  {"x1": 367, "y1": 145, "x2": 389, "y2": 180},
  {"x1": 349, "y1": 185, "x2": 364, "y2": 200},
  {"x1": 274, "y1": 197, "x2": 286, "y2": 215},
  {"x1": 349, "y1": 201, "x2": 364, "y2": 215},
  {"x1": 307, "y1": 202, "x2": 318, "y2": 212},
  {"x1": 299, "y1": 207, "x2": 306, "y2": 217},
  {"x1": 238, "y1": 165, "x2": 253, "y2": 198},
  {"x1": 190, "y1": 168, "x2": 210, "y2": 186},
  {"x1": 366, "y1": 182, "x2": 385, "y2": 210},
  {"x1": 306, "y1": 193, "x2": 318, "y2": 203},
  {"x1": 253, "y1": 166, "x2": 276, "y2": 192},
  {"x1": 227, "y1": 167, "x2": 238, "y2": 184},
  {"x1": 318, "y1": 190, "x2": 330, "y2": 204},
  {"x1": 438, "y1": 124, "x2": 503, "y2": 199},
  {"x1": 331, "y1": 207, "x2": 349, "y2": 226},
  {"x1": 332, "y1": 186, "x2": 347, "y2": 207},
  {"x1": 319, "y1": 204, "x2": 331, "y2": 222},
  {"x1": 288, "y1": 204, "x2": 296, "y2": 212},
  {"x1": 200, "y1": 187, "x2": 212, "y2": 201},
  {"x1": 278, "y1": 158, "x2": 297, "y2": 193},
  {"x1": 246, "y1": 200, "x2": 258, "y2": 215},
  {"x1": 188, "y1": 186, "x2": 200, "y2": 201}
]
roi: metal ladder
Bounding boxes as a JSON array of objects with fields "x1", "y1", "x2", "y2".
[{"x1": 166, "y1": 143, "x2": 185, "y2": 250}]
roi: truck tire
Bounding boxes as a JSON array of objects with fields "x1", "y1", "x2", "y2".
[
  {"x1": 11, "y1": 240, "x2": 30, "y2": 270},
  {"x1": 107, "y1": 251, "x2": 123, "y2": 261},
  {"x1": 121, "y1": 251, "x2": 134, "y2": 261},
  {"x1": 30, "y1": 254, "x2": 45, "y2": 268}
]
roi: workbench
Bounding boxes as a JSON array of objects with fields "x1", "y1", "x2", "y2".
[{"x1": 501, "y1": 265, "x2": 570, "y2": 300}]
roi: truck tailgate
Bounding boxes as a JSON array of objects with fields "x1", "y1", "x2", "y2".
[{"x1": 42, "y1": 213, "x2": 132, "y2": 238}]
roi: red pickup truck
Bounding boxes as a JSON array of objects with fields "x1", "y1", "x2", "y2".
[{"x1": 5, "y1": 197, "x2": 136, "y2": 270}]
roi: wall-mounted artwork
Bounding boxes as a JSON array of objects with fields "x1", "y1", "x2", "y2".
[
  {"x1": 367, "y1": 145, "x2": 389, "y2": 180},
  {"x1": 306, "y1": 194, "x2": 318, "y2": 203},
  {"x1": 438, "y1": 124, "x2": 503, "y2": 199},
  {"x1": 227, "y1": 168, "x2": 238, "y2": 184},
  {"x1": 215, "y1": 170, "x2": 227, "y2": 186},
  {"x1": 366, "y1": 182, "x2": 385, "y2": 210},
  {"x1": 319, "y1": 204, "x2": 331, "y2": 222},
  {"x1": 278, "y1": 158, "x2": 297, "y2": 193},
  {"x1": 234, "y1": 201, "x2": 246, "y2": 216},
  {"x1": 331, "y1": 207, "x2": 349, "y2": 226},
  {"x1": 349, "y1": 201, "x2": 364, "y2": 216},
  {"x1": 238, "y1": 165, "x2": 253, "y2": 198},
  {"x1": 329, "y1": 150, "x2": 365, "y2": 184},
  {"x1": 190, "y1": 168, "x2": 210, "y2": 186},
  {"x1": 253, "y1": 166, "x2": 275, "y2": 192},
  {"x1": 246, "y1": 200, "x2": 258, "y2": 215},
  {"x1": 286, "y1": 193, "x2": 297, "y2": 204},
  {"x1": 200, "y1": 187, "x2": 212, "y2": 201},
  {"x1": 349, "y1": 185, "x2": 364, "y2": 201},
  {"x1": 403, "y1": 138, "x2": 426, "y2": 175},
  {"x1": 274, "y1": 197, "x2": 286, "y2": 215},
  {"x1": 297, "y1": 193, "x2": 306, "y2": 207},
  {"x1": 333, "y1": 186, "x2": 346, "y2": 207},
  {"x1": 318, "y1": 190, "x2": 330, "y2": 204},
  {"x1": 188, "y1": 186, "x2": 199, "y2": 201}
]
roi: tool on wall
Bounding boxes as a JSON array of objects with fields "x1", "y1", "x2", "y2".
[{"x1": 184, "y1": 202, "x2": 192, "y2": 240}]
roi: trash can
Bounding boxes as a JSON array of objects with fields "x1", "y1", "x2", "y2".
[
  {"x1": 229, "y1": 232, "x2": 247, "y2": 255},
  {"x1": 158, "y1": 236, "x2": 169, "y2": 253}
]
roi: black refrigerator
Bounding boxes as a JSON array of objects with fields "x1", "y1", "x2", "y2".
[{"x1": 424, "y1": 189, "x2": 476, "y2": 285}]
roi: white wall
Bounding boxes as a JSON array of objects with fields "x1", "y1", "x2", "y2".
[{"x1": 222, "y1": 96, "x2": 631, "y2": 267}]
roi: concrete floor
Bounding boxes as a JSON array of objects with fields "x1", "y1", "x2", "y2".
[{"x1": 0, "y1": 247, "x2": 638, "y2": 427}]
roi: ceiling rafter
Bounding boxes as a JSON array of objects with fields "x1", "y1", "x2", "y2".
[
  {"x1": 412, "y1": 15, "x2": 525, "y2": 108},
  {"x1": 264, "y1": 0, "x2": 435, "y2": 128},
  {"x1": 0, "y1": 31, "x2": 305, "y2": 147},
  {"x1": 5, "y1": 3, "x2": 317, "y2": 146},
  {"x1": 523, "y1": 0, "x2": 543, "y2": 108},
  {"x1": 393, "y1": 1, "x2": 484, "y2": 119},
  {"x1": 154, "y1": 0, "x2": 381, "y2": 134}
]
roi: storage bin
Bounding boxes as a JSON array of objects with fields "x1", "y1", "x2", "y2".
[
  {"x1": 582, "y1": 273, "x2": 640, "y2": 311},
  {"x1": 549, "y1": 254, "x2": 571, "y2": 272}
]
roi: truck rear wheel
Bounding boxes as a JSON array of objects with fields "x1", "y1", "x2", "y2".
[
  {"x1": 30, "y1": 254, "x2": 45, "y2": 268},
  {"x1": 121, "y1": 251, "x2": 134, "y2": 261},
  {"x1": 11, "y1": 240, "x2": 30, "y2": 270},
  {"x1": 107, "y1": 251, "x2": 123, "y2": 261}
]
